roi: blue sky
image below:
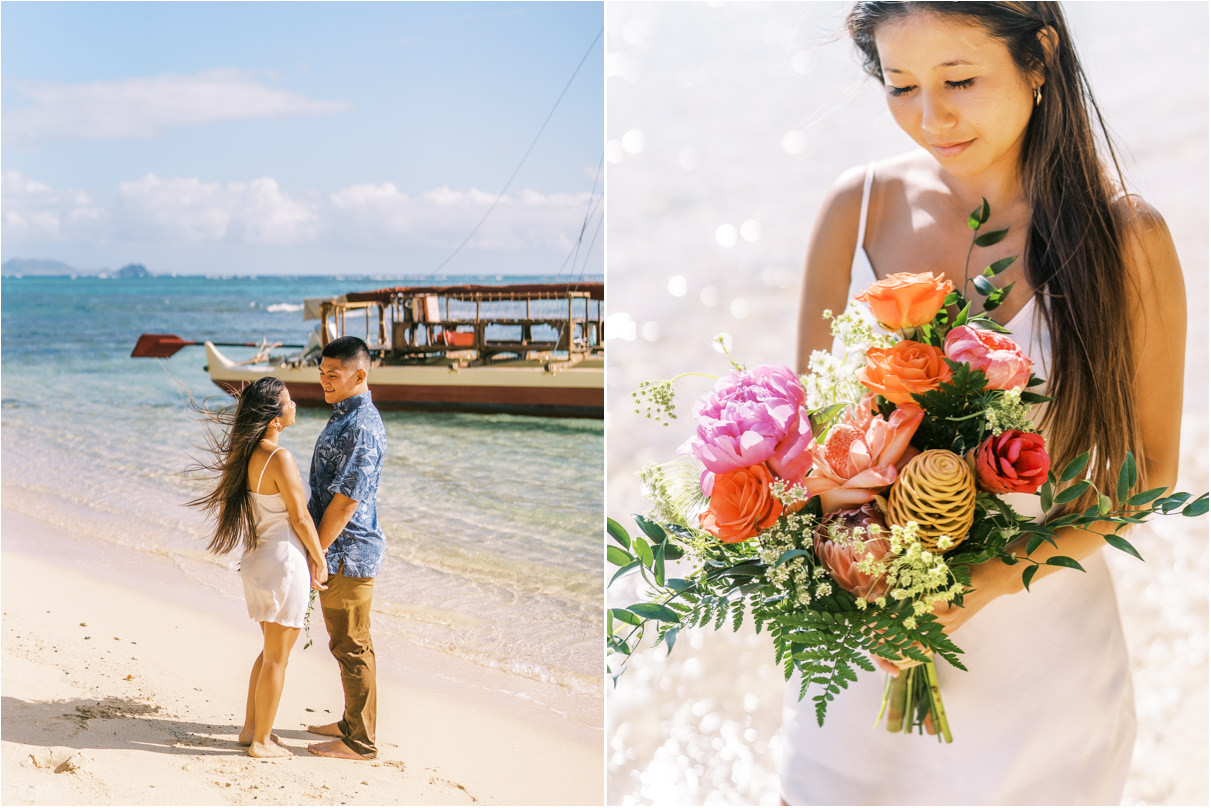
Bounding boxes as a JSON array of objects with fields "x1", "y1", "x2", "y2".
[{"x1": 1, "y1": 1, "x2": 604, "y2": 276}]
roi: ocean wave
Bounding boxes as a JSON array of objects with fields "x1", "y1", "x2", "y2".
[{"x1": 266, "y1": 302, "x2": 304, "y2": 313}]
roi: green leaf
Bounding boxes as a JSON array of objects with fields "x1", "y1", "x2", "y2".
[
  {"x1": 628, "y1": 602, "x2": 680, "y2": 623},
  {"x1": 610, "y1": 559, "x2": 640, "y2": 586},
  {"x1": 982, "y1": 283, "x2": 1013, "y2": 312},
  {"x1": 1184, "y1": 493, "x2": 1209, "y2": 517},
  {"x1": 1116, "y1": 452, "x2": 1137, "y2": 503},
  {"x1": 972, "y1": 275, "x2": 996, "y2": 296},
  {"x1": 610, "y1": 608, "x2": 643, "y2": 626},
  {"x1": 633, "y1": 536, "x2": 654, "y2": 568},
  {"x1": 606, "y1": 545, "x2": 633, "y2": 568},
  {"x1": 1126, "y1": 486, "x2": 1169, "y2": 507},
  {"x1": 663, "y1": 626, "x2": 680, "y2": 656},
  {"x1": 1019, "y1": 391, "x2": 1053, "y2": 404},
  {"x1": 607, "y1": 517, "x2": 631, "y2": 550},
  {"x1": 952, "y1": 300, "x2": 973, "y2": 328},
  {"x1": 1052, "y1": 479, "x2": 1091, "y2": 504},
  {"x1": 654, "y1": 541, "x2": 667, "y2": 588},
  {"x1": 1040, "y1": 482, "x2": 1053, "y2": 513},
  {"x1": 1060, "y1": 451, "x2": 1090, "y2": 482},
  {"x1": 1098, "y1": 493, "x2": 1112, "y2": 515},
  {"x1": 983, "y1": 256, "x2": 1017, "y2": 276},
  {"x1": 1025, "y1": 534, "x2": 1045, "y2": 556},
  {"x1": 774, "y1": 549, "x2": 810, "y2": 567},
  {"x1": 633, "y1": 514, "x2": 667, "y2": 544},
  {"x1": 1045, "y1": 556, "x2": 1085, "y2": 572},
  {"x1": 1103, "y1": 534, "x2": 1143, "y2": 561},
  {"x1": 1021, "y1": 564, "x2": 1038, "y2": 591},
  {"x1": 974, "y1": 227, "x2": 1009, "y2": 247},
  {"x1": 968, "y1": 198, "x2": 990, "y2": 228}
]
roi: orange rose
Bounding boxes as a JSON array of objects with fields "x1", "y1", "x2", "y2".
[
  {"x1": 855, "y1": 272, "x2": 954, "y2": 329},
  {"x1": 699, "y1": 463, "x2": 783, "y2": 543},
  {"x1": 858, "y1": 340, "x2": 952, "y2": 405}
]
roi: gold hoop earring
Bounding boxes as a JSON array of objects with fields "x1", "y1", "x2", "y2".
[{"x1": 1033, "y1": 85, "x2": 1043, "y2": 107}]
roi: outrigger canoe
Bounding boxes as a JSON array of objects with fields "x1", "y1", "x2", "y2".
[{"x1": 203, "y1": 282, "x2": 604, "y2": 419}]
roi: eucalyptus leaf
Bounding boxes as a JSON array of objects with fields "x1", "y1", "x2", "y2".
[
  {"x1": 1184, "y1": 493, "x2": 1209, "y2": 517},
  {"x1": 663, "y1": 626, "x2": 680, "y2": 656},
  {"x1": 610, "y1": 559, "x2": 641, "y2": 586},
  {"x1": 634, "y1": 514, "x2": 668, "y2": 544},
  {"x1": 1060, "y1": 451, "x2": 1090, "y2": 482},
  {"x1": 628, "y1": 602, "x2": 681, "y2": 623},
  {"x1": 974, "y1": 227, "x2": 1009, "y2": 247},
  {"x1": 633, "y1": 536, "x2": 654, "y2": 568},
  {"x1": 607, "y1": 517, "x2": 631, "y2": 550},
  {"x1": 1045, "y1": 556, "x2": 1085, "y2": 572},
  {"x1": 1126, "y1": 486, "x2": 1169, "y2": 507},
  {"x1": 610, "y1": 608, "x2": 643, "y2": 626},
  {"x1": 1103, "y1": 534, "x2": 1143, "y2": 561},
  {"x1": 606, "y1": 545, "x2": 633, "y2": 568},
  {"x1": 1116, "y1": 452, "x2": 1137, "y2": 504},
  {"x1": 972, "y1": 275, "x2": 996, "y2": 296},
  {"x1": 983, "y1": 256, "x2": 1017, "y2": 276},
  {"x1": 1052, "y1": 479, "x2": 1092, "y2": 504}
]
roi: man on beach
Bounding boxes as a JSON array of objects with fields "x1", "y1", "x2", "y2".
[{"x1": 305, "y1": 335, "x2": 387, "y2": 760}]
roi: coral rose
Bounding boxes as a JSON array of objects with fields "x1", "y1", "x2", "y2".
[
  {"x1": 681, "y1": 364, "x2": 813, "y2": 489},
  {"x1": 855, "y1": 272, "x2": 954, "y2": 329},
  {"x1": 975, "y1": 430, "x2": 1050, "y2": 494},
  {"x1": 699, "y1": 463, "x2": 784, "y2": 543},
  {"x1": 813, "y1": 504, "x2": 894, "y2": 601},
  {"x1": 944, "y1": 325, "x2": 1032, "y2": 390},
  {"x1": 858, "y1": 341, "x2": 952, "y2": 405},
  {"x1": 803, "y1": 403, "x2": 924, "y2": 513}
]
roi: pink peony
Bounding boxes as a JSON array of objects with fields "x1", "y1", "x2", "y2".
[
  {"x1": 803, "y1": 403, "x2": 924, "y2": 513},
  {"x1": 681, "y1": 365, "x2": 813, "y2": 492},
  {"x1": 943, "y1": 325, "x2": 1032, "y2": 390},
  {"x1": 813, "y1": 504, "x2": 894, "y2": 601},
  {"x1": 974, "y1": 429, "x2": 1050, "y2": 494}
]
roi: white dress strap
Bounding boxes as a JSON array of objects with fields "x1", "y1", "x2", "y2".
[
  {"x1": 255, "y1": 446, "x2": 282, "y2": 494},
  {"x1": 855, "y1": 163, "x2": 875, "y2": 256}
]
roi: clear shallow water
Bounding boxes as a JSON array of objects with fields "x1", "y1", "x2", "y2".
[{"x1": 1, "y1": 273, "x2": 603, "y2": 710}]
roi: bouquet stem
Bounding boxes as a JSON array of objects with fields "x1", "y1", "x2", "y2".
[{"x1": 876, "y1": 659, "x2": 953, "y2": 742}]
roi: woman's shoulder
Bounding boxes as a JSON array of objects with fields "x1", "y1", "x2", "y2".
[
  {"x1": 1113, "y1": 194, "x2": 1181, "y2": 278},
  {"x1": 820, "y1": 153, "x2": 929, "y2": 212}
]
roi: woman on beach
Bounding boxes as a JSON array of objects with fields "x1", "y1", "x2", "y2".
[
  {"x1": 189, "y1": 377, "x2": 328, "y2": 759},
  {"x1": 786, "y1": 2, "x2": 1185, "y2": 804}
]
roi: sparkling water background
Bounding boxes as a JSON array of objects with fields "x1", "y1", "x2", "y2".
[
  {"x1": 604, "y1": 2, "x2": 1208, "y2": 804},
  {"x1": 1, "y1": 273, "x2": 604, "y2": 717}
]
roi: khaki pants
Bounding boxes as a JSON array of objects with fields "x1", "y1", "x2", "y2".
[{"x1": 318, "y1": 567, "x2": 377, "y2": 758}]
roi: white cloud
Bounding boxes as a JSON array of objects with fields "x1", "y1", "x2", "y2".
[
  {"x1": 3, "y1": 69, "x2": 349, "y2": 142},
  {"x1": 117, "y1": 174, "x2": 320, "y2": 245},
  {"x1": 2, "y1": 171, "x2": 598, "y2": 255}
]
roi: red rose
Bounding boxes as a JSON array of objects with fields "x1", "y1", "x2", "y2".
[
  {"x1": 975, "y1": 430, "x2": 1050, "y2": 494},
  {"x1": 699, "y1": 463, "x2": 783, "y2": 543}
]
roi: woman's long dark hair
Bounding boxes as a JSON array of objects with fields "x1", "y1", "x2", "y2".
[
  {"x1": 187, "y1": 377, "x2": 286, "y2": 555},
  {"x1": 846, "y1": 1, "x2": 1141, "y2": 509}
]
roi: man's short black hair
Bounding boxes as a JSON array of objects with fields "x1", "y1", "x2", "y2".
[{"x1": 322, "y1": 335, "x2": 371, "y2": 367}]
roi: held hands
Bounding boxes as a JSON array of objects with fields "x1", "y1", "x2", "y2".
[{"x1": 308, "y1": 555, "x2": 329, "y2": 591}]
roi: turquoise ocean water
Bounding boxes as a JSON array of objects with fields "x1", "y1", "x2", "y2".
[{"x1": 0, "y1": 274, "x2": 603, "y2": 712}]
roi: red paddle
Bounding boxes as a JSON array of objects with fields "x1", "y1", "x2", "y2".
[{"x1": 130, "y1": 333, "x2": 303, "y2": 358}]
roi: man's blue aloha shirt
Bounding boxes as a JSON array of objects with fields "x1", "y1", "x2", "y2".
[{"x1": 308, "y1": 390, "x2": 388, "y2": 577}]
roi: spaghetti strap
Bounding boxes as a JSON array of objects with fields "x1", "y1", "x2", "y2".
[
  {"x1": 255, "y1": 446, "x2": 282, "y2": 494},
  {"x1": 855, "y1": 163, "x2": 875, "y2": 256}
]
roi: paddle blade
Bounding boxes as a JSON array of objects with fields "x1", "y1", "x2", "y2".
[{"x1": 131, "y1": 333, "x2": 191, "y2": 358}]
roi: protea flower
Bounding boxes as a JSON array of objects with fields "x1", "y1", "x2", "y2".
[{"x1": 813, "y1": 504, "x2": 894, "y2": 601}]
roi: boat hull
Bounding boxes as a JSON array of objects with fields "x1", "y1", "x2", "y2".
[{"x1": 205, "y1": 343, "x2": 603, "y2": 418}]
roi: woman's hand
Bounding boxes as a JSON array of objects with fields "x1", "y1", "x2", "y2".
[{"x1": 309, "y1": 555, "x2": 328, "y2": 591}]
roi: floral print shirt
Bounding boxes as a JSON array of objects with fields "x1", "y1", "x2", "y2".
[{"x1": 308, "y1": 390, "x2": 387, "y2": 577}]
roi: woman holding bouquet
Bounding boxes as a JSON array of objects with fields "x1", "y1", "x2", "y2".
[{"x1": 788, "y1": 2, "x2": 1185, "y2": 804}]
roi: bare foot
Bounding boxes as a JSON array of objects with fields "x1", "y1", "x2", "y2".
[
  {"x1": 308, "y1": 739, "x2": 370, "y2": 760},
  {"x1": 305, "y1": 722, "x2": 342, "y2": 737},
  {"x1": 248, "y1": 739, "x2": 292, "y2": 759},
  {"x1": 238, "y1": 732, "x2": 281, "y2": 746}
]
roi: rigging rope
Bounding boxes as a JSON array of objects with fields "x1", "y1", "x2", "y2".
[{"x1": 427, "y1": 27, "x2": 604, "y2": 277}]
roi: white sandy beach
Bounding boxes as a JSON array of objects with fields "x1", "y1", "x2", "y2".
[{"x1": 1, "y1": 509, "x2": 602, "y2": 806}]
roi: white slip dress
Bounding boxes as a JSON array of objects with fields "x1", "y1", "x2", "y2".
[
  {"x1": 780, "y1": 165, "x2": 1136, "y2": 805},
  {"x1": 240, "y1": 446, "x2": 311, "y2": 629}
]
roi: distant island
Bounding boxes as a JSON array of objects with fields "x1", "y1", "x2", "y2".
[{"x1": 2, "y1": 258, "x2": 154, "y2": 278}]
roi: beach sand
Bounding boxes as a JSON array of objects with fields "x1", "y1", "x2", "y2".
[{"x1": 1, "y1": 509, "x2": 602, "y2": 806}]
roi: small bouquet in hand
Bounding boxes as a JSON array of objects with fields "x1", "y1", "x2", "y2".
[{"x1": 608, "y1": 201, "x2": 1207, "y2": 741}]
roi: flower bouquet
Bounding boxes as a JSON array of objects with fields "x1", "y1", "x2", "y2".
[{"x1": 607, "y1": 201, "x2": 1207, "y2": 741}]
